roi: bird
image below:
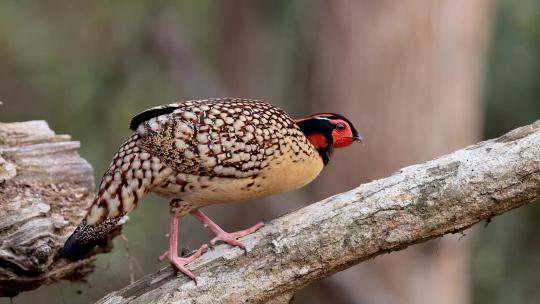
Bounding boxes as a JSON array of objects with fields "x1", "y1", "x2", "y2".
[{"x1": 62, "y1": 98, "x2": 362, "y2": 279}]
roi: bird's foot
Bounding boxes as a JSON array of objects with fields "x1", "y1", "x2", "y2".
[
  {"x1": 210, "y1": 222, "x2": 264, "y2": 248},
  {"x1": 159, "y1": 244, "x2": 208, "y2": 279}
]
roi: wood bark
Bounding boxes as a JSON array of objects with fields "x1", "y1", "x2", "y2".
[
  {"x1": 96, "y1": 120, "x2": 540, "y2": 304},
  {"x1": 0, "y1": 121, "x2": 96, "y2": 296}
]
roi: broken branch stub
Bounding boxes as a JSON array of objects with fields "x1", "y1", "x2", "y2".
[{"x1": 0, "y1": 121, "x2": 96, "y2": 296}]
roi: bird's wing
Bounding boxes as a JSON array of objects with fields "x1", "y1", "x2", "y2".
[{"x1": 130, "y1": 99, "x2": 295, "y2": 178}]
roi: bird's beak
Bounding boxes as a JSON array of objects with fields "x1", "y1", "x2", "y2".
[{"x1": 353, "y1": 134, "x2": 364, "y2": 145}]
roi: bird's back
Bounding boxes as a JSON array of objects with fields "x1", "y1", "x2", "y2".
[{"x1": 134, "y1": 98, "x2": 323, "y2": 205}]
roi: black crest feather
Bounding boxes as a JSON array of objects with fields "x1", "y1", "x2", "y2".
[{"x1": 129, "y1": 107, "x2": 177, "y2": 131}]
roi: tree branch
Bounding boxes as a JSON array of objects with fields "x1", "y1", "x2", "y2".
[{"x1": 95, "y1": 119, "x2": 540, "y2": 304}]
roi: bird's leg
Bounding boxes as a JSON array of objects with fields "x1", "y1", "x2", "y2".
[
  {"x1": 159, "y1": 201, "x2": 207, "y2": 279},
  {"x1": 190, "y1": 210, "x2": 263, "y2": 249}
]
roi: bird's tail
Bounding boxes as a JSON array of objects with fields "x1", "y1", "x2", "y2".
[
  {"x1": 63, "y1": 134, "x2": 171, "y2": 260},
  {"x1": 62, "y1": 217, "x2": 120, "y2": 260}
]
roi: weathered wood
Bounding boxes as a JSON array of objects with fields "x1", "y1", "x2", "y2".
[
  {"x1": 96, "y1": 119, "x2": 540, "y2": 304},
  {"x1": 0, "y1": 121, "x2": 96, "y2": 296}
]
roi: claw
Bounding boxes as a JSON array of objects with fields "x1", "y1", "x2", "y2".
[
  {"x1": 190, "y1": 210, "x2": 264, "y2": 250},
  {"x1": 159, "y1": 244, "x2": 208, "y2": 279},
  {"x1": 209, "y1": 222, "x2": 264, "y2": 249}
]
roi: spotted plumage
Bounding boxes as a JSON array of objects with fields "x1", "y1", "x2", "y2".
[{"x1": 63, "y1": 98, "x2": 362, "y2": 277}]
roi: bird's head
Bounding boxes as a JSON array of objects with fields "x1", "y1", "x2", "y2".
[{"x1": 294, "y1": 113, "x2": 363, "y2": 164}]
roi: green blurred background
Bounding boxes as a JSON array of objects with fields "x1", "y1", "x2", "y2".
[{"x1": 0, "y1": 1, "x2": 539, "y2": 303}]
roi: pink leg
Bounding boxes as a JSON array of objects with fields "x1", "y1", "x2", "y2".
[
  {"x1": 190, "y1": 210, "x2": 264, "y2": 249},
  {"x1": 159, "y1": 214, "x2": 207, "y2": 279}
]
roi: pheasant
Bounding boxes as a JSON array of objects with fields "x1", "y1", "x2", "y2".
[{"x1": 63, "y1": 98, "x2": 362, "y2": 279}]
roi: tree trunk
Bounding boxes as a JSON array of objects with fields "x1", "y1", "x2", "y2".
[{"x1": 301, "y1": 1, "x2": 493, "y2": 303}]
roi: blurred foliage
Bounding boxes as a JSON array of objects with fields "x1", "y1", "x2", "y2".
[
  {"x1": 484, "y1": 0, "x2": 540, "y2": 139},
  {"x1": 473, "y1": 0, "x2": 540, "y2": 304},
  {"x1": 0, "y1": 0, "x2": 538, "y2": 303}
]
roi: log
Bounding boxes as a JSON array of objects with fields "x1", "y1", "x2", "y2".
[
  {"x1": 96, "y1": 119, "x2": 540, "y2": 304},
  {"x1": 0, "y1": 121, "x2": 96, "y2": 296}
]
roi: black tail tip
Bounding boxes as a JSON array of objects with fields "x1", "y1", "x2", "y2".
[
  {"x1": 62, "y1": 227, "x2": 98, "y2": 261},
  {"x1": 62, "y1": 219, "x2": 122, "y2": 260}
]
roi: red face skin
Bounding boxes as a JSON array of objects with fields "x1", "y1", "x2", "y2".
[
  {"x1": 330, "y1": 119, "x2": 356, "y2": 148},
  {"x1": 305, "y1": 118, "x2": 357, "y2": 149}
]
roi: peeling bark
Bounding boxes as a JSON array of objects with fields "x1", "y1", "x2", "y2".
[
  {"x1": 96, "y1": 120, "x2": 540, "y2": 304},
  {"x1": 0, "y1": 121, "x2": 96, "y2": 296}
]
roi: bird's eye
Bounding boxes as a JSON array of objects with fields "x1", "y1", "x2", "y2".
[{"x1": 336, "y1": 123, "x2": 346, "y2": 131}]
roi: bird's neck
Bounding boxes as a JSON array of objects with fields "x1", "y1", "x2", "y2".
[{"x1": 296, "y1": 118, "x2": 333, "y2": 165}]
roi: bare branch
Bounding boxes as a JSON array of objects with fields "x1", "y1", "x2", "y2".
[{"x1": 96, "y1": 120, "x2": 540, "y2": 304}]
